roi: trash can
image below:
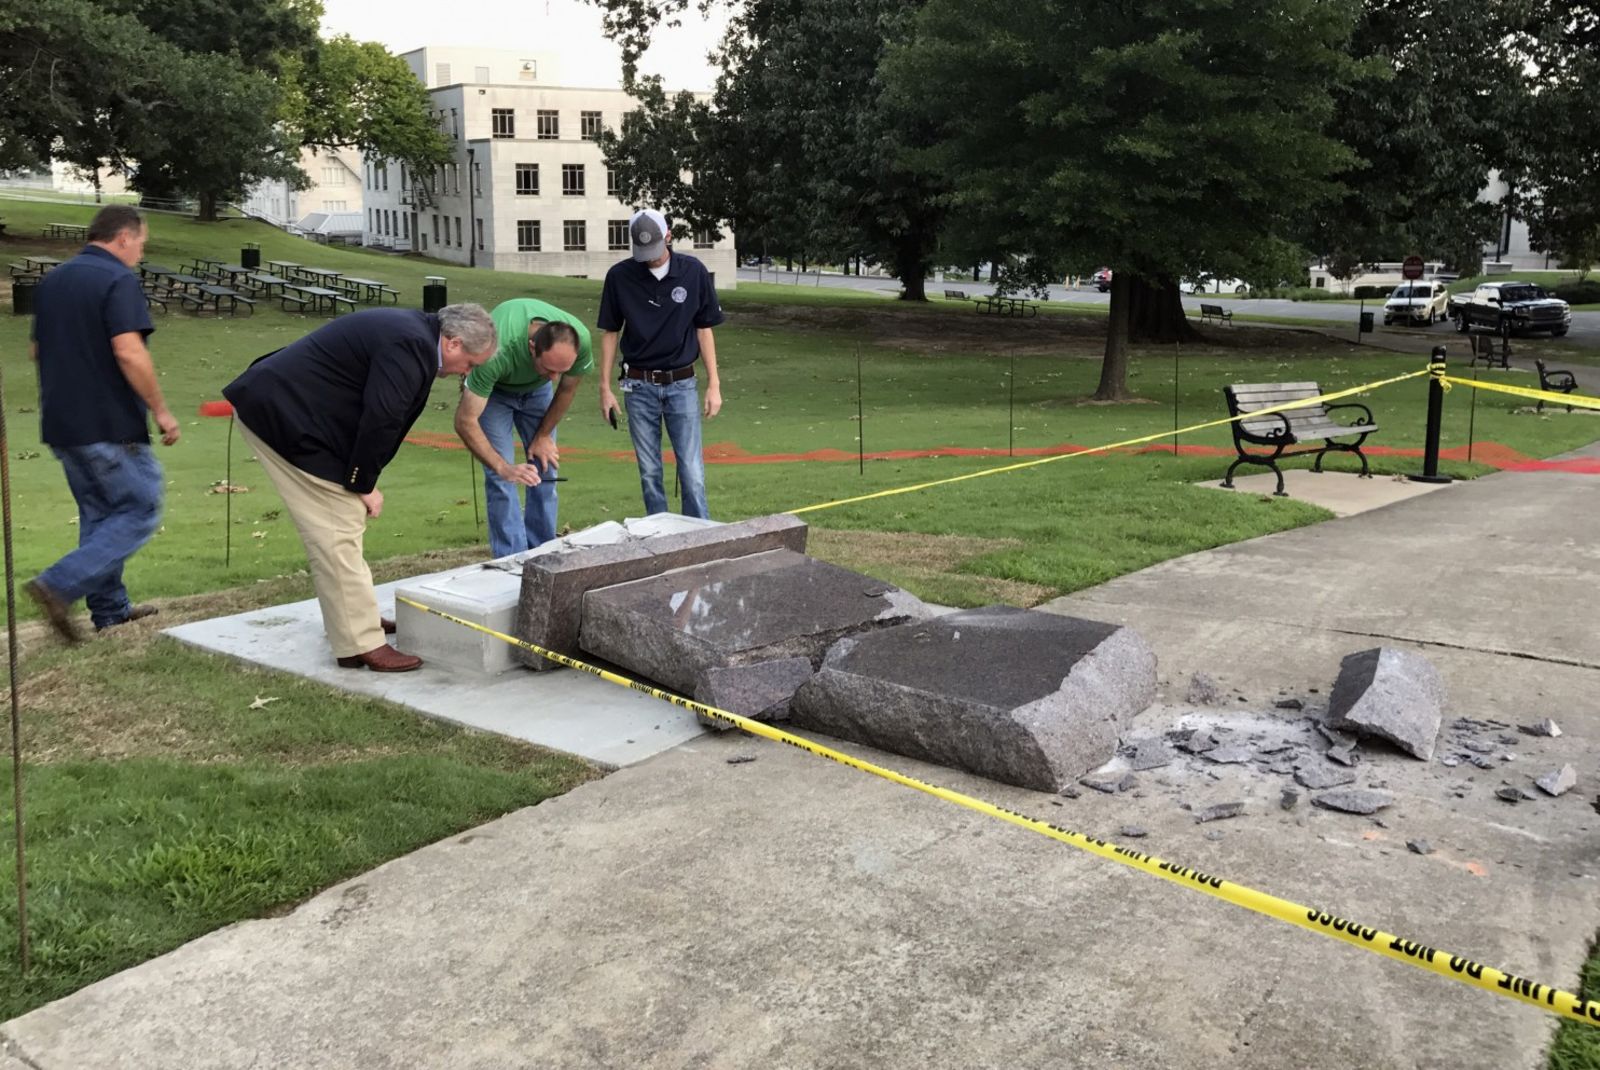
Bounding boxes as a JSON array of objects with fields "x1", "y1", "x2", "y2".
[
  {"x1": 11, "y1": 275, "x2": 38, "y2": 316},
  {"x1": 1359, "y1": 311, "x2": 1374, "y2": 334},
  {"x1": 240, "y1": 241, "x2": 261, "y2": 270},
  {"x1": 423, "y1": 275, "x2": 447, "y2": 313}
]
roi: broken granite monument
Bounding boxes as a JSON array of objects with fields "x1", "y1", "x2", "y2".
[
  {"x1": 579, "y1": 549, "x2": 932, "y2": 726},
  {"x1": 788, "y1": 606, "x2": 1158, "y2": 793},
  {"x1": 1326, "y1": 647, "x2": 1445, "y2": 760}
]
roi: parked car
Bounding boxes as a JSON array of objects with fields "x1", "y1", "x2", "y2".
[
  {"x1": 1450, "y1": 281, "x2": 1571, "y2": 337},
  {"x1": 1091, "y1": 267, "x2": 1113, "y2": 292},
  {"x1": 1182, "y1": 277, "x2": 1249, "y2": 295},
  {"x1": 1382, "y1": 281, "x2": 1450, "y2": 326}
]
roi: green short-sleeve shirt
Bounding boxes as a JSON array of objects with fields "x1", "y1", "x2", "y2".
[{"x1": 465, "y1": 298, "x2": 595, "y2": 398}]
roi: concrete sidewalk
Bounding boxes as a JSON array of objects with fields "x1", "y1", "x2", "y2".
[{"x1": 6, "y1": 450, "x2": 1600, "y2": 1069}]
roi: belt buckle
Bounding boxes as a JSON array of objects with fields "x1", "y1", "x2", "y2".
[{"x1": 650, "y1": 368, "x2": 672, "y2": 385}]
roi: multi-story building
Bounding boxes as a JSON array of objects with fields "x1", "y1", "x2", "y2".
[
  {"x1": 362, "y1": 46, "x2": 736, "y2": 287},
  {"x1": 241, "y1": 146, "x2": 364, "y2": 230}
]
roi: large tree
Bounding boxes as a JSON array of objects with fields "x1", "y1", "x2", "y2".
[
  {"x1": 595, "y1": 0, "x2": 946, "y2": 299},
  {"x1": 1520, "y1": 0, "x2": 1600, "y2": 278},
  {"x1": 887, "y1": 0, "x2": 1361, "y2": 398}
]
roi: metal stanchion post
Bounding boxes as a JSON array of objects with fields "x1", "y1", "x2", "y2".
[
  {"x1": 1008, "y1": 354, "x2": 1016, "y2": 459},
  {"x1": 1413, "y1": 345, "x2": 1454, "y2": 484},
  {"x1": 856, "y1": 346, "x2": 864, "y2": 475},
  {"x1": 1, "y1": 365, "x2": 31, "y2": 973}
]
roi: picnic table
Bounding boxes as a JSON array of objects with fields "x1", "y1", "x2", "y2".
[
  {"x1": 266, "y1": 260, "x2": 301, "y2": 275},
  {"x1": 45, "y1": 223, "x2": 87, "y2": 240},
  {"x1": 280, "y1": 284, "x2": 354, "y2": 314},
  {"x1": 974, "y1": 294, "x2": 1038, "y2": 317},
  {"x1": 214, "y1": 264, "x2": 255, "y2": 284},
  {"x1": 186, "y1": 256, "x2": 222, "y2": 275},
  {"x1": 243, "y1": 273, "x2": 290, "y2": 298},
  {"x1": 23, "y1": 255, "x2": 62, "y2": 273},
  {"x1": 339, "y1": 276, "x2": 400, "y2": 305},
  {"x1": 181, "y1": 284, "x2": 254, "y2": 317},
  {"x1": 166, "y1": 273, "x2": 209, "y2": 294},
  {"x1": 297, "y1": 267, "x2": 343, "y2": 286},
  {"x1": 139, "y1": 263, "x2": 177, "y2": 280}
]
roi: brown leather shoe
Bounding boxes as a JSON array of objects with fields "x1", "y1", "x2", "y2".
[
  {"x1": 24, "y1": 579, "x2": 81, "y2": 645},
  {"x1": 337, "y1": 644, "x2": 422, "y2": 672},
  {"x1": 380, "y1": 617, "x2": 397, "y2": 635}
]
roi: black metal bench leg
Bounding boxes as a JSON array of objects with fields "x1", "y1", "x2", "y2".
[
  {"x1": 1311, "y1": 446, "x2": 1328, "y2": 473},
  {"x1": 1221, "y1": 456, "x2": 1248, "y2": 489},
  {"x1": 1267, "y1": 460, "x2": 1287, "y2": 496}
]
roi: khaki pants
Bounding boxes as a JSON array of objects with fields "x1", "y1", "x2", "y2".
[{"x1": 238, "y1": 421, "x2": 384, "y2": 659}]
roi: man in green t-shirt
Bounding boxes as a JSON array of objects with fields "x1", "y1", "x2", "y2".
[{"x1": 453, "y1": 298, "x2": 594, "y2": 556}]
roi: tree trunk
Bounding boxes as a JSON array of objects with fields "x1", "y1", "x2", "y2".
[
  {"x1": 894, "y1": 236, "x2": 929, "y2": 301},
  {"x1": 973, "y1": 263, "x2": 980, "y2": 282},
  {"x1": 1094, "y1": 272, "x2": 1133, "y2": 400},
  {"x1": 1129, "y1": 275, "x2": 1201, "y2": 343},
  {"x1": 989, "y1": 261, "x2": 999, "y2": 282},
  {"x1": 198, "y1": 190, "x2": 220, "y2": 222}
]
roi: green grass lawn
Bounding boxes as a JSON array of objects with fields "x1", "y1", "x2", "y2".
[
  {"x1": 3, "y1": 197, "x2": 1598, "y2": 1030},
  {"x1": 1446, "y1": 270, "x2": 1589, "y2": 294}
]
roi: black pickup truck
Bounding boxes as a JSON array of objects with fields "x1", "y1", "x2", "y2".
[{"x1": 1449, "y1": 281, "x2": 1571, "y2": 337}]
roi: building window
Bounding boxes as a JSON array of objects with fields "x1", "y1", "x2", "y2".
[
  {"x1": 475, "y1": 218, "x2": 484, "y2": 250},
  {"x1": 472, "y1": 161, "x2": 482, "y2": 196},
  {"x1": 606, "y1": 167, "x2": 621, "y2": 198},
  {"x1": 475, "y1": 65, "x2": 491, "y2": 83},
  {"x1": 455, "y1": 217, "x2": 463, "y2": 246},
  {"x1": 518, "y1": 58, "x2": 537, "y2": 80},
  {"x1": 326, "y1": 200, "x2": 345, "y2": 211},
  {"x1": 563, "y1": 220, "x2": 586, "y2": 251},
  {"x1": 380, "y1": 163, "x2": 388, "y2": 191},
  {"x1": 694, "y1": 229, "x2": 714, "y2": 249},
  {"x1": 368, "y1": 208, "x2": 373, "y2": 231},
  {"x1": 561, "y1": 164, "x2": 585, "y2": 196},
  {"x1": 435, "y1": 62, "x2": 451, "y2": 85},
  {"x1": 607, "y1": 220, "x2": 630, "y2": 250},
  {"x1": 432, "y1": 214, "x2": 440, "y2": 243},
  {"x1": 515, "y1": 163, "x2": 539, "y2": 195},
  {"x1": 517, "y1": 219, "x2": 541, "y2": 252},
  {"x1": 420, "y1": 234, "x2": 428, "y2": 251},
  {"x1": 322, "y1": 166, "x2": 344, "y2": 187},
  {"x1": 403, "y1": 214, "x2": 410, "y2": 240},
  {"x1": 537, "y1": 110, "x2": 559, "y2": 140},
  {"x1": 451, "y1": 108, "x2": 460, "y2": 139},
  {"x1": 491, "y1": 108, "x2": 515, "y2": 139},
  {"x1": 581, "y1": 110, "x2": 603, "y2": 140}
]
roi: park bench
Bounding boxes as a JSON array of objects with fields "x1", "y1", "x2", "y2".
[
  {"x1": 944, "y1": 289, "x2": 968, "y2": 300},
  {"x1": 1535, "y1": 360, "x2": 1578, "y2": 413},
  {"x1": 1200, "y1": 303, "x2": 1233, "y2": 326},
  {"x1": 1221, "y1": 381, "x2": 1379, "y2": 497}
]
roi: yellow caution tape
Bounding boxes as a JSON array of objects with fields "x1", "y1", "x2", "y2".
[
  {"x1": 785, "y1": 370, "x2": 1431, "y2": 515},
  {"x1": 1442, "y1": 376, "x2": 1600, "y2": 412},
  {"x1": 1428, "y1": 362, "x2": 1452, "y2": 392},
  {"x1": 396, "y1": 594, "x2": 1600, "y2": 1027}
]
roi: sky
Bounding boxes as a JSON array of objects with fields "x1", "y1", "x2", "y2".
[{"x1": 318, "y1": 0, "x2": 727, "y2": 92}]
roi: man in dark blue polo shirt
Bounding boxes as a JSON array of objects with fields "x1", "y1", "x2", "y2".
[
  {"x1": 26, "y1": 205, "x2": 180, "y2": 644},
  {"x1": 596, "y1": 208, "x2": 724, "y2": 518}
]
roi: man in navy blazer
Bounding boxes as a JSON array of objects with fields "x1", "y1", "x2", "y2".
[{"x1": 224, "y1": 304, "x2": 497, "y2": 671}]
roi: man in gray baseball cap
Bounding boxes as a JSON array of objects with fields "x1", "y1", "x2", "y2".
[{"x1": 596, "y1": 208, "x2": 725, "y2": 518}]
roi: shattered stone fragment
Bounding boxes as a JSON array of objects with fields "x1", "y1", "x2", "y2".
[
  {"x1": 1274, "y1": 698, "x2": 1305, "y2": 711},
  {"x1": 1536, "y1": 765, "x2": 1577, "y2": 798},
  {"x1": 1202, "y1": 744, "x2": 1252, "y2": 765},
  {"x1": 725, "y1": 754, "x2": 758, "y2": 765},
  {"x1": 1177, "y1": 730, "x2": 1218, "y2": 755},
  {"x1": 1294, "y1": 761, "x2": 1357, "y2": 790},
  {"x1": 1080, "y1": 770, "x2": 1137, "y2": 795},
  {"x1": 1128, "y1": 737, "x2": 1173, "y2": 771},
  {"x1": 1326, "y1": 745, "x2": 1359, "y2": 767},
  {"x1": 1440, "y1": 756, "x2": 1460, "y2": 767},
  {"x1": 1280, "y1": 789, "x2": 1300, "y2": 811},
  {"x1": 1327, "y1": 647, "x2": 1446, "y2": 760},
  {"x1": 1119, "y1": 825, "x2": 1149, "y2": 839},
  {"x1": 1470, "y1": 756, "x2": 1496, "y2": 770},
  {"x1": 1495, "y1": 786, "x2": 1525, "y2": 804},
  {"x1": 1186, "y1": 673, "x2": 1223, "y2": 706},
  {"x1": 1464, "y1": 740, "x2": 1495, "y2": 754},
  {"x1": 1195, "y1": 802, "x2": 1246, "y2": 823},
  {"x1": 1407, "y1": 839, "x2": 1435, "y2": 856},
  {"x1": 1519, "y1": 718, "x2": 1562, "y2": 738},
  {"x1": 1311, "y1": 789, "x2": 1395, "y2": 815}
]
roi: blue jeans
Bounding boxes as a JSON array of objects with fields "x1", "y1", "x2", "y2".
[
  {"x1": 39, "y1": 442, "x2": 164, "y2": 629},
  {"x1": 480, "y1": 384, "x2": 559, "y2": 557},
  {"x1": 621, "y1": 376, "x2": 707, "y2": 518}
]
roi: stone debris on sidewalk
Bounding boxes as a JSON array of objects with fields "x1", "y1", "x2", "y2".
[
  {"x1": 1520, "y1": 718, "x2": 1562, "y2": 738},
  {"x1": 1311, "y1": 789, "x2": 1395, "y2": 815},
  {"x1": 1326, "y1": 647, "x2": 1446, "y2": 760},
  {"x1": 1194, "y1": 802, "x2": 1246, "y2": 823},
  {"x1": 1536, "y1": 764, "x2": 1577, "y2": 797}
]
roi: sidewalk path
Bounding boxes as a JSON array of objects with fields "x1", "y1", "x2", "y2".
[{"x1": 6, "y1": 448, "x2": 1599, "y2": 1069}]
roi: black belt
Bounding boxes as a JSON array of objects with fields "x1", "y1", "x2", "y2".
[{"x1": 623, "y1": 364, "x2": 695, "y2": 384}]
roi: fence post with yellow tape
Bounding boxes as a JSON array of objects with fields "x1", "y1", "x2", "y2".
[{"x1": 1414, "y1": 344, "x2": 1454, "y2": 485}]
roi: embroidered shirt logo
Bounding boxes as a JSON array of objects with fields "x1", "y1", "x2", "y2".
[{"x1": 670, "y1": 286, "x2": 688, "y2": 304}]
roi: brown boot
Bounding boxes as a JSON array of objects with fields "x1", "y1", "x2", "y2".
[
  {"x1": 337, "y1": 644, "x2": 422, "y2": 672},
  {"x1": 380, "y1": 617, "x2": 397, "y2": 635},
  {"x1": 97, "y1": 604, "x2": 160, "y2": 632},
  {"x1": 24, "y1": 579, "x2": 81, "y2": 645}
]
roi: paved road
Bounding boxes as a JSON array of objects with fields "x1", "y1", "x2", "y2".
[{"x1": 738, "y1": 268, "x2": 1600, "y2": 349}]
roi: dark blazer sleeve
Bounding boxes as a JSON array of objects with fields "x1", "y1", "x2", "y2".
[{"x1": 343, "y1": 343, "x2": 434, "y2": 494}]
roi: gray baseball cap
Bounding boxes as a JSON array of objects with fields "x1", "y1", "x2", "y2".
[{"x1": 629, "y1": 208, "x2": 668, "y2": 262}]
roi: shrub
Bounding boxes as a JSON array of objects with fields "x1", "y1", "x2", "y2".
[
  {"x1": 1552, "y1": 280, "x2": 1600, "y2": 305},
  {"x1": 1253, "y1": 286, "x2": 1340, "y2": 301},
  {"x1": 1352, "y1": 285, "x2": 1396, "y2": 300}
]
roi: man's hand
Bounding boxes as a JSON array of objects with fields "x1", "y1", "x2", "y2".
[
  {"x1": 154, "y1": 409, "x2": 181, "y2": 446},
  {"x1": 599, "y1": 387, "x2": 621, "y2": 426},
  {"x1": 527, "y1": 434, "x2": 559, "y2": 471},
  {"x1": 358, "y1": 488, "x2": 384, "y2": 518},
  {"x1": 703, "y1": 382, "x2": 722, "y2": 419},
  {"x1": 497, "y1": 463, "x2": 544, "y2": 487}
]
